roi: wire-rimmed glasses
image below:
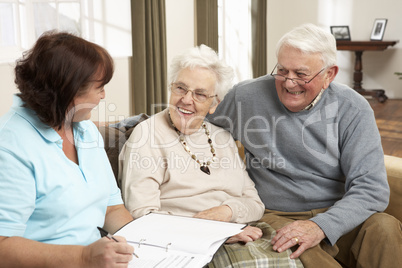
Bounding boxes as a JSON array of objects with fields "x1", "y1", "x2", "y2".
[
  {"x1": 270, "y1": 64, "x2": 325, "y2": 86},
  {"x1": 170, "y1": 82, "x2": 217, "y2": 103}
]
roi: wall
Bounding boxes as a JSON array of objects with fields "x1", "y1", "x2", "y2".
[
  {"x1": 90, "y1": 57, "x2": 131, "y2": 122},
  {"x1": 267, "y1": 0, "x2": 402, "y2": 98},
  {"x1": 166, "y1": 0, "x2": 195, "y2": 70},
  {"x1": 0, "y1": 62, "x2": 17, "y2": 116}
]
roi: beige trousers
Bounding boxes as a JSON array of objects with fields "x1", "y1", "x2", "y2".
[{"x1": 260, "y1": 209, "x2": 402, "y2": 268}]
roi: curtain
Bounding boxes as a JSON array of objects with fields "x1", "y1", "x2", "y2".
[
  {"x1": 251, "y1": 0, "x2": 267, "y2": 78},
  {"x1": 195, "y1": 0, "x2": 218, "y2": 52},
  {"x1": 130, "y1": 0, "x2": 167, "y2": 115}
]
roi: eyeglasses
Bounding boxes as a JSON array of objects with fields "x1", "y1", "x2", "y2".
[
  {"x1": 270, "y1": 64, "x2": 325, "y2": 86},
  {"x1": 170, "y1": 82, "x2": 217, "y2": 103}
]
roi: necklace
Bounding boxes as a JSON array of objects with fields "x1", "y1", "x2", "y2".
[{"x1": 168, "y1": 112, "x2": 216, "y2": 175}]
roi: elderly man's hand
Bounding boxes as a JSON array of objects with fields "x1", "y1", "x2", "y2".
[{"x1": 271, "y1": 220, "x2": 325, "y2": 259}]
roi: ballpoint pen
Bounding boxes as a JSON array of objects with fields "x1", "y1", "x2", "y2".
[{"x1": 97, "y1": 226, "x2": 139, "y2": 258}]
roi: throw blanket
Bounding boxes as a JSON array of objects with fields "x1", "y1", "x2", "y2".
[{"x1": 208, "y1": 222, "x2": 304, "y2": 268}]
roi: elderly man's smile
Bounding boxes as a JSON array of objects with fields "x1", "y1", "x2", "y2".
[{"x1": 286, "y1": 88, "x2": 305, "y2": 95}]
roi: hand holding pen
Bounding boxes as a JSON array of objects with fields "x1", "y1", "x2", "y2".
[
  {"x1": 80, "y1": 229, "x2": 136, "y2": 268},
  {"x1": 98, "y1": 226, "x2": 139, "y2": 258}
]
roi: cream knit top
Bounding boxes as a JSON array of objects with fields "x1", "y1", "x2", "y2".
[{"x1": 119, "y1": 109, "x2": 265, "y2": 223}]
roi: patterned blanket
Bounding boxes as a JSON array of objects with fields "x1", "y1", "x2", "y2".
[{"x1": 207, "y1": 222, "x2": 304, "y2": 268}]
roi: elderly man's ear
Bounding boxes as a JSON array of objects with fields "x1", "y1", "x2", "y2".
[{"x1": 323, "y1": 65, "x2": 339, "y2": 89}]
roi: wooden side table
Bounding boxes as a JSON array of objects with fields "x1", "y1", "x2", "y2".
[{"x1": 336, "y1": 40, "x2": 398, "y2": 102}]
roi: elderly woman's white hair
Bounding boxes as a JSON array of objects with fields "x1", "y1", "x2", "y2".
[
  {"x1": 168, "y1": 44, "x2": 234, "y2": 105},
  {"x1": 276, "y1": 23, "x2": 337, "y2": 68}
]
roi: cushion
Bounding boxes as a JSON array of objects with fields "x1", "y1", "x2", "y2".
[
  {"x1": 384, "y1": 155, "x2": 402, "y2": 222},
  {"x1": 98, "y1": 126, "x2": 127, "y2": 182},
  {"x1": 385, "y1": 174, "x2": 402, "y2": 222},
  {"x1": 99, "y1": 113, "x2": 150, "y2": 186}
]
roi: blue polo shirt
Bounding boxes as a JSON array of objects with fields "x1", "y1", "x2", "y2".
[{"x1": 0, "y1": 95, "x2": 123, "y2": 245}]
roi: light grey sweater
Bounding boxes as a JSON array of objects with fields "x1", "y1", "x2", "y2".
[{"x1": 207, "y1": 75, "x2": 389, "y2": 245}]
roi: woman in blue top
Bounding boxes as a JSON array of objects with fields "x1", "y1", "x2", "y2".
[{"x1": 0, "y1": 31, "x2": 134, "y2": 267}]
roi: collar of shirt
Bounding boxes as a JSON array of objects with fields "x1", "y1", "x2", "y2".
[
  {"x1": 302, "y1": 88, "x2": 325, "y2": 111},
  {"x1": 11, "y1": 95, "x2": 88, "y2": 144}
]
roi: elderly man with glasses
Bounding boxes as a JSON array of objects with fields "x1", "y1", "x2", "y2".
[{"x1": 207, "y1": 23, "x2": 402, "y2": 268}]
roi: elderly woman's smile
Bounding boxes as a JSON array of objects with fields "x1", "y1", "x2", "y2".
[
  {"x1": 168, "y1": 67, "x2": 218, "y2": 135},
  {"x1": 177, "y1": 107, "x2": 194, "y2": 115}
]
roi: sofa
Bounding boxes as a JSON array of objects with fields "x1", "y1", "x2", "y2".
[
  {"x1": 98, "y1": 118, "x2": 402, "y2": 223},
  {"x1": 383, "y1": 155, "x2": 402, "y2": 222}
]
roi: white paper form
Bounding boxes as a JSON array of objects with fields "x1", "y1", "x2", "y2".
[{"x1": 115, "y1": 213, "x2": 246, "y2": 268}]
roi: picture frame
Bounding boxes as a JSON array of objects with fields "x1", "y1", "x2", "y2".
[
  {"x1": 370, "y1": 19, "x2": 387, "y2": 41},
  {"x1": 330, "y1": 26, "x2": 351, "y2": 41}
]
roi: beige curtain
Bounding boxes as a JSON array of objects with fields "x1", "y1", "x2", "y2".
[
  {"x1": 195, "y1": 0, "x2": 218, "y2": 52},
  {"x1": 130, "y1": 0, "x2": 167, "y2": 115},
  {"x1": 251, "y1": 0, "x2": 267, "y2": 78}
]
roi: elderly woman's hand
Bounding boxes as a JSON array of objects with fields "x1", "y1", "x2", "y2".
[
  {"x1": 225, "y1": 226, "x2": 262, "y2": 244},
  {"x1": 193, "y1": 205, "x2": 232, "y2": 222}
]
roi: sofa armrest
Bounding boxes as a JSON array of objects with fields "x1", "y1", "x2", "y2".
[{"x1": 384, "y1": 155, "x2": 402, "y2": 223}]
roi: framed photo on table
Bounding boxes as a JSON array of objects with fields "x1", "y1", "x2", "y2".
[
  {"x1": 330, "y1": 26, "x2": 351, "y2": 40},
  {"x1": 370, "y1": 19, "x2": 387, "y2": 40}
]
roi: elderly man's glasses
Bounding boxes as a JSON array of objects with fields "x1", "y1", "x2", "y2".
[
  {"x1": 170, "y1": 82, "x2": 217, "y2": 103},
  {"x1": 270, "y1": 64, "x2": 325, "y2": 86}
]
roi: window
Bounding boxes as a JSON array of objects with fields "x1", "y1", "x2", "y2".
[
  {"x1": 0, "y1": 0, "x2": 131, "y2": 63},
  {"x1": 0, "y1": 1, "x2": 23, "y2": 61},
  {"x1": 218, "y1": 0, "x2": 252, "y2": 83}
]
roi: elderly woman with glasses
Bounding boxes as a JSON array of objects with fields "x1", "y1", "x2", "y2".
[{"x1": 119, "y1": 45, "x2": 303, "y2": 267}]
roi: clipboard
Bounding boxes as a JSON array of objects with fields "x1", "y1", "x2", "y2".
[{"x1": 115, "y1": 213, "x2": 246, "y2": 267}]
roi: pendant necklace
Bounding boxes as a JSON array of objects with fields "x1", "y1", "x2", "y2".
[{"x1": 168, "y1": 112, "x2": 216, "y2": 175}]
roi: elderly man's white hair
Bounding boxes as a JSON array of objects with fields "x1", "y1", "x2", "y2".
[{"x1": 276, "y1": 23, "x2": 337, "y2": 68}]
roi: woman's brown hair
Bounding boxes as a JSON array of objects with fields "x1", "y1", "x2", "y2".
[{"x1": 14, "y1": 31, "x2": 114, "y2": 129}]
